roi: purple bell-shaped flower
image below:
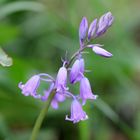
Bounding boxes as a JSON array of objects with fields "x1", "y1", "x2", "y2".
[
  {"x1": 79, "y1": 17, "x2": 88, "y2": 47},
  {"x1": 80, "y1": 77, "x2": 97, "y2": 105},
  {"x1": 88, "y1": 44, "x2": 113, "y2": 58},
  {"x1": 88, "y1": 18, "x2": 97, "y2": 40},
  {"x1": 70, "y1": 58, "x2": 84, "y2": 84},
  {"x1": 42, "y1": 83, "x2": 65, "y2": 109},
  {"x1": 66, "y1": 99, "x2": 88, "y2": 123},
  {"x1": 18, "y1": 75, "x2": 41, "y2": 98},
  {"x1": 96, "y1": 12, "x2": 114, "y2": 36},
  {"x1": 55, "y1": 66, "x2": 68, "y2": 93}
]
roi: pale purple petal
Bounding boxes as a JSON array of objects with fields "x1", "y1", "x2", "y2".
[
  {"x1": 55, "y1": 93, "x2": 65, "y2": 102},
  {"x1": 66, "y1": 99, "x2": 88, "y2": 123},
  {"x1": 105, "y1": 12, "x2": 114, "y2": 27},
  {"x1": 51, "y1": 99, "x2": 59, "y2": 109},
  {"x1": 92, "y1": 46, "x2": 113, "y2": 58},
  {"x1": 80, "y1": 77, "x2": 97, "y2": 105},
  {"x1": 88, "y1": 18, "x2": 97, "y2": 40},
  {"x1": 79, "y1": 17, "x2": 88, "y2": 45},
  {"x1": 97, "y1": 14, "x2": 108, "y2": 35},
  {"x1": 96, "y1": 12, "x2": 114, "y2": 36},
  {"x1": 55, "y1": 66, "x2": 67, "y2": 93},
  {"x1": 18, "y1": 75, "x2": 40, "y2": 98},
  {"x1": 70, "y1": 58, "x2": 84, "y2": 84},
  {"x1": 51, "y1": 93, "x2": 65, "y2": 109}
]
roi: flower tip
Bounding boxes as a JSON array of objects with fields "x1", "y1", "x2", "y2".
[
  {"x1": 92, "y1": 46, "x2": 113, "y2": 58},
  {"x1": 104, "y1": 52, "x2": 113, "y2": 58},
  {"x1": 79, "y1": 16, "x2": 88, "y2": 43},
  {"x1": 88, "y1": 18, "x2": 97, "y2": 40},
  {"x1": 18, "y1": 82, "x2": 23, "y2": 89},
  {"x1": 93, "y1": 95, "x2": 98, "y2": 100},
  {"x1": 82, "y1": 16, "x2": 87, "y2": 20},
  {"x1": 82, "y1": 99, "x2": 86, "y2": 106}
]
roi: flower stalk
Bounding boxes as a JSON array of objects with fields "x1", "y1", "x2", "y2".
[{"x1": 30, "y1": 89, "x2": 56, "y2": 140}]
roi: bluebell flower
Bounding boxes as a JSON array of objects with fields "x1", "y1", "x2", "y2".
[
  {"x1": 79, "y1": 17, "x2": 88, "y2": 46},
  {"x1": 96, "y1": 12, "x2": 114, "y2": 36},
  {"x1": 18, "y1": 12, "x2": 114, "y2": 123},
  {"x1": 66, "y1": 99, "x2": 88, "y2": 123},
  {"x1": 42, "y1": 92, "x2": 65, "y2": 109},
  {"x1": 55, "y1": 66, "x2": 68, "y2": 93},
  {"x1": 51, "y1": 93, "x2": 66, "y2": 109},
  {"x1": 70, "y1": 58, "x2": 84, "y2": 84},
  {"x1": 18, "y1": 75, "x2": 41, "y2": 98},
  {"x1": 80, "y1": 77, "x2": 97, "y2": 105},
  {"x1": 88, "y1": 44, "x2": 113, "y2": 58},
  {"x1": 42, "y1": 83, "x2": 65, "y2": 109},
  {"x1": 88, "y1": 18, "x2": 97, "y2": 40}
]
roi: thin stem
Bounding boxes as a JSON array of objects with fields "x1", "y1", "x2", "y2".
[
  {"x1": 40, "y1": 78, "x2": 53, "y2": 82},
  {"x1": 66, "y1": 46, "x2": 87, "y2": 68},
  {"x1": 39, "y1": 73, "x2": 54, "y2": 81},
  {"x1": 30, "y1": 89, "x2": 56, "y2": 140},
  {"x1": 65, "y1": 91, "x2": 76, "y2": 99}
]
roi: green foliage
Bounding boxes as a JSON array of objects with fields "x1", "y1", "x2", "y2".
[{"x1": 0, "y1": 0, "x2": 140, "y2": 140}]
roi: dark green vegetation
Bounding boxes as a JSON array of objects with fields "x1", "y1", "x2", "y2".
[{"x1": 0, "y1": 0, "x2": 140, "y2": 140}]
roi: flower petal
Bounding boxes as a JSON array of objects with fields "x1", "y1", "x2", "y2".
[
  {"x1": 88, "y1": 18, "x2": 97, "y2": 40},
  {"x1": 79, "y1": 17, "x2": 88, "y2": 46},
  {"x1": 66, "y1": 99, "x2": 88, "y2": 123},
  {"x1": 92, "y1": 46, "x2": 113, "y2": 58}
]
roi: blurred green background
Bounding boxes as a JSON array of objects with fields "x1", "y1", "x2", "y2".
[{"x1": 0, "y1": 0, "x2": 140, "y2": 140}]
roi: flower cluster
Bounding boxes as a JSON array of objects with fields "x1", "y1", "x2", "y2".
[{"x1": 19, "y1": 12, "x2": 114, "y2": 123}]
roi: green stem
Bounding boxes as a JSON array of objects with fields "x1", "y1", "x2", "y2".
[
  {"x1": 30, "y1": 90, "x2": 56, "y2": 140},
  {"x1": 66, "y1": 46, "x2": 87, "y2": 68}
]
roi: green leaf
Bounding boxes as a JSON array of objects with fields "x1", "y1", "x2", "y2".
[
  {"x1": 0, "y1": 1, "x2": 46, "y2": 20},
  {"x1": 0, "y1": 48, "x2": 12, "y2": 67}
]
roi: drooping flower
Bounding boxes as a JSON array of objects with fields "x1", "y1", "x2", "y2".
[
  {"x1": 55, "y1": 66, "x2": 68, "y2": 93},
  {"x1": 42, "y1": 92, "x2": 65, "y2": 109},
  {"x1": 79, "y1": 17, "x2": 88, "y2": 46},
  {"x1": 51, "y1": 93, "x2": 66, "y2": 109},
  {"x1": 66, "y1": 99, "x2": 88, "y2": 123},
  {"x1": 88, "y1": 18, "x2": 97, "y2": 40},
  {"x1": 42, "y1": 83, "x2": 65, "y2": 109},
  {"x1": 87, "y1": 44, "x2": 113, "y2": 58},
  {"x1": 18, "y1": 75, "x2": 41, "y2": 98},
  {"x1": 96, "y1": 12, "x2": 114, "y2": 36},
  {"x1": 70, "y1": 58, "x2": 84, "y2": 84},
  {"x1": 80, "y1": 77, "x2": 97, "y2": 105}
]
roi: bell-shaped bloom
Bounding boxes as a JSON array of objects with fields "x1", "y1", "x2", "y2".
[
  {"x1": 92, "y1": 45, "x2": 112, "y2": 57},
  {"x1": 42, "y1": 83, "x2": 65, "y2": 109},
  {"x1": 105, "y1": 12, "x2": 114, "y2": 27},
  {"x1": 88, "y1": 18, "x2": 97, "y2": 40},
  {"x1": 42, "y1": 91, "x2": 65, "y2": 110},
  {"x1": 97, "y1": 12, "x2": 114, "y2": 36},
  {"x1": 79, "y1": 17, "x2": 88, "y2": 46},
  {"x1": 70, "y1": 58, "x2": 84, "y2": 84},
  {"x1": 80, "y1": 77, "x2": 97, "y2": 105},
  {"x1": 55, "y1": 66, "x2": 68, "y2": 93},
  {"x1": 88, "y1": 44, "x2": 113, "y2": 58},
  {"x1": 51, "y1": 93, "x2": 66, "y2": 109},
  {"x1": 66, "y1": 99, "x2": 88, "y2": 123},
  {"x1": 18, "y1": 75, "x2": 41, "y2": 98}
]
